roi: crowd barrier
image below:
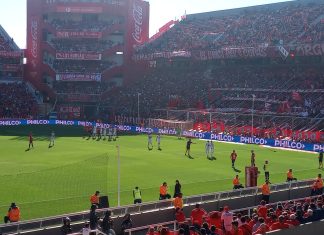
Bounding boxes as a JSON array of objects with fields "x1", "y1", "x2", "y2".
[
  {"x1": 0, "y1": 119, "x2": 323, "y2": 152},
  {"x1": 0, "y1": 179, "x2": 314, "y2": 235}
]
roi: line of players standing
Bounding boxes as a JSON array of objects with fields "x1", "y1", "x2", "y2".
[{"x1": 86, "y1": 126, "x2": 118, "y2": 141}]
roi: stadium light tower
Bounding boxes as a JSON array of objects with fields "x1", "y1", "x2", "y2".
[{"x1": 251, "y1": 94, "x2": 256, "y2": 137}]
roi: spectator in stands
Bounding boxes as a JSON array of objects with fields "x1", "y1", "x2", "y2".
[
  {"x1": 206, "y1": 210, "x2": 222, "y2": 228},
  {"x1": 173, "y1": 193, "x2": 183, "y2": 209},
  {"x1": 159, "y1": 182, "x2": 171, "y2": 200},
  {"x1": 269, "y1": 215, "x2": 290, "y2": 231},
  {"x1": 101, "y1": 210, "x2": 115, "y2": 235},
  {"x1": 233, "y1": 175, "x2": 244, "y2": 189},
  {"x1": 133, "y1": 186, "x2": 142, "y2": 204},
  {"x1": 239, "y1": 216, "x2": 252, "y2": 235},
  {"x1": 174, "y1": 179, "x2": 182, "y2": 198},
  {"x1": 229, "y1": 220, "x2": 243, "y2": 235},
  {"x1": 4, "y1": 202, "x2": 20, "y2": 223},
  {"x1": 260, "y1": 181, "x2": 270, "y2": 204},
  {"x1": 191, "y1": 204, "x2": 207, "y2": 228},
  {"x1": 81, "y1": 222, "x2": 91, "y2": 235},
  {"x1": 286, "y1": 169, "x2": 297, "y2": 182},
  {"x1": 221, "y1": 206, "x2": 233, "y2": 233},
  {"x1": 311, "y1": 174, "x2": 323, "y2": 196},
  {"x1": 89, "y1": 204, "x2": 98, "y2": 230},
  {"x1": 257, "y1": 200, "x2": 268, "y2": 219},
  {"x1": 90, "y1": 191, "x2": 100, "y2": 206},
  {"x1": 121, "y1": 213, "x2": 133, "y2": 232},
  {"x1": 252, "y1": 217, "x2": 264, "y2": 233},
  {"x1": 60, "y1": 217, "x2": 72, "y2": 235},
  {"x1": 175, "y1": 207, "x2": 186, "y2": 223},
  {"x1": 253, "y1": 222, "x2": 269, "y2": 235}
]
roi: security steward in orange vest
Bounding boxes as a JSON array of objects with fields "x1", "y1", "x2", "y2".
[
  {"x1": 4, "y1": 203, "x2": 20, "y2": 223},
  {"x1": 90, "y1": 191, "x2": 100, "y2": 206},
  {"x1": 311, "y1": 174, "x2": 323, "y2": 196},
  {"x1": 159, "y1": 182, "x2": 171, "y2": 200},
  {"x1": 233, "y1": 175, "x2": 244, "y2": 189},
  {"x1": 173, "y1": 193, "x2": 183, "y2": 208},
  {"x1": 286, "y1": 169, "x2": 297, "y2": 182},
  {"x1": 261, "y1": 180, "x2": 270, "y2": 204}
]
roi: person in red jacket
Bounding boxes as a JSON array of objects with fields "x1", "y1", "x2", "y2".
[
  {"x1": 190, "y1": 204, "x2": 207, "y2": 227},
  {"x1": 270, "y1": 215, "x2": 290, "y2": 231},
  {"x1": 239, "y1": 216, "x2": 252, "y2": 235},
  {"x1": 229, "y1": 221, "x2": 243, "y2": 235},
  {"x1": 28, "y1": 132, "x2": 34, "y2": 150},
  {"x1": 175, "y1": 207, "x2": 186, "y2": 223},
  {"x1": 257, "y1": 200, "x2": 268, "y2": 219}
]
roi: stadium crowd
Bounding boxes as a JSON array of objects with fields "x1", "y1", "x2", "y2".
[
  {"x1": 54, "y1": 60, "x2": 116, "y2": 73},
  {"x1": 49, "y1": 18, "x2": 122, "y2": 32},
  {"x1": 0, "y1": 82, "x2": 37, "y2": 119},
  {"x1": 0, "y1": 34, "x2": 14, "y2": 51},
  {"x1": 50, "y1": 39, "x2": 117, "y2": 52},
  {"x1": 137, "y1": 2, "x2": 324, "y2": 53}
]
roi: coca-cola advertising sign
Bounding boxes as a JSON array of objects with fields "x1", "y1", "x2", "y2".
[
  {"x1": 132, "y1": 3, "x2": 143, "y2": 43},
  {"x1": 127, "y1": 0, "x2": 149, "y2": 52},
  {"x1": 56, "y1": 73, "x2": 101, "y2": 82},
  {"x1": 56, "y1": 31, "x2": 102, "y2": 39},
  {"x1": 56, "y1": 52, "x2": 102, "y2": 60}
]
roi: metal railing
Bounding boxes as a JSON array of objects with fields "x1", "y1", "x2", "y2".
[{"x1": 0, "y1": 179, "x2": 314, "y2": 234}]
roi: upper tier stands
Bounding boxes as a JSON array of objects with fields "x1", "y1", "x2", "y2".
[{"x1": 136, "y1": 1, "x2": 324, "y2": 54}]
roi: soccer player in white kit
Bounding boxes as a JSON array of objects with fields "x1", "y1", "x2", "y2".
[
  {"x1": 148, "y1": 132, "x2": 153, "y2": 150},
  {"x1": 210, "y1": 140, "x2": 215, "y2": 159},
  {"x1": 108, "y1": 127, "x2": 113, "y2": 141},
  {"x1": 103, "y1": 127, "x2": 107, "y2": 140},
  {"x1": 156, "y1": 133, "x2": 161, "y2": 150},
  {"x1": 92, "y1": 126, "x2": 96, "y2": 139},
  {"x1": 49, "y1": 131, "x2": 55, "y2": 148},
  {"x1": 113, "y1": 127, "x2": 117, "y2": 141},
  {"x1": 205, "y1": 141, "x2": 211, "y2": 159}
]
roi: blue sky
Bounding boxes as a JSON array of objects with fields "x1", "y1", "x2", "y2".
[{"x1": 0, "y1": 0, "x2": 292, "y2": 49}]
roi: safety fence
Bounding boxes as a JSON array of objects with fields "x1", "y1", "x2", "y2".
[{"x1": 0, "y1": 179, "x2": 314, "y2": 234}]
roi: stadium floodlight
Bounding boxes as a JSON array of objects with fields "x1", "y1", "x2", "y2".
[{"x1": 116, "y1": 51, "x2": 124, "y2": 55}]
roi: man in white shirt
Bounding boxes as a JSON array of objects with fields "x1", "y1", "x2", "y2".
[{"x1": 221, "y1": 206, "x2": 233, "y2": 233}]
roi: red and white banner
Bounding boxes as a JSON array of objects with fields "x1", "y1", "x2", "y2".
[
  {"x1": 0, "y1": 51, "x2": 22, "y2": 58},
  {"x1": 56, "y1": 6, "x2": 103, "y2": 13},
  {"x1": 56, "y1": 73, "x2": 101, "y2": 82},
  {"x1": 56, "y1": 31, "x2": 102, "y2": 39},
  {"x1": 56, "y1": 52, "x2": 102, "y2": 60},
  {"x1": 2, "y1": 64, "x2": 22, "y2": 72}
]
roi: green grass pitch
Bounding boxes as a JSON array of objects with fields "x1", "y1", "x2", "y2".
[{"x1": 0, "y1": 125, "x2": 321, "y2": 221}]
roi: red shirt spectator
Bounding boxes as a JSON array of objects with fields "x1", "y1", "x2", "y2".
[{"x1": 190, "y1": 204, "x2": 207, "y2": 226}]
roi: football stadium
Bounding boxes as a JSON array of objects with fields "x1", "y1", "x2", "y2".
[{"x1": 0, "y1": 0, "x2": 324, "y2": 234}]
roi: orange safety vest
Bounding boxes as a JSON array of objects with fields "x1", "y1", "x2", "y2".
[
  {"x1": 173, "y1": 197, "x2": 183, "y2": 208},
  {"x1": 261, "y1": 183, "x2": 270, "y2": 195},
  {"x1": 160, "y1": 185, "x2": 167, "y2": 195},
  {"x1": 287, "y1": 171, "x2": 293, "y2": 179},
  {"x1": 233, "y1": 178, "x2": 240, "y2": 186},
  {"x1": 90, "y1": 194, "x2": 99, "y2": 204},
  {"x1": 8, "y1": 207, "x2": 20, "y2": 222}
]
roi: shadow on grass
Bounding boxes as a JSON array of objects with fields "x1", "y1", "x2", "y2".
[{"x1": 233, "y1": 167, "x2": 241, "y2": 173}]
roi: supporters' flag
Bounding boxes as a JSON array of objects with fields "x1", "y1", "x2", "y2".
[{"x1": 292, "y1": 91, "x2": 302, "y2": 101}]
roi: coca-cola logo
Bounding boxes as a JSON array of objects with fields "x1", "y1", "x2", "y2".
[
  {"x1": 132, "y1": 3, "x2": 143, "y2": 44},
  {"x1": 31, "y1": 19, "x2": 38, "y2": 59}
]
